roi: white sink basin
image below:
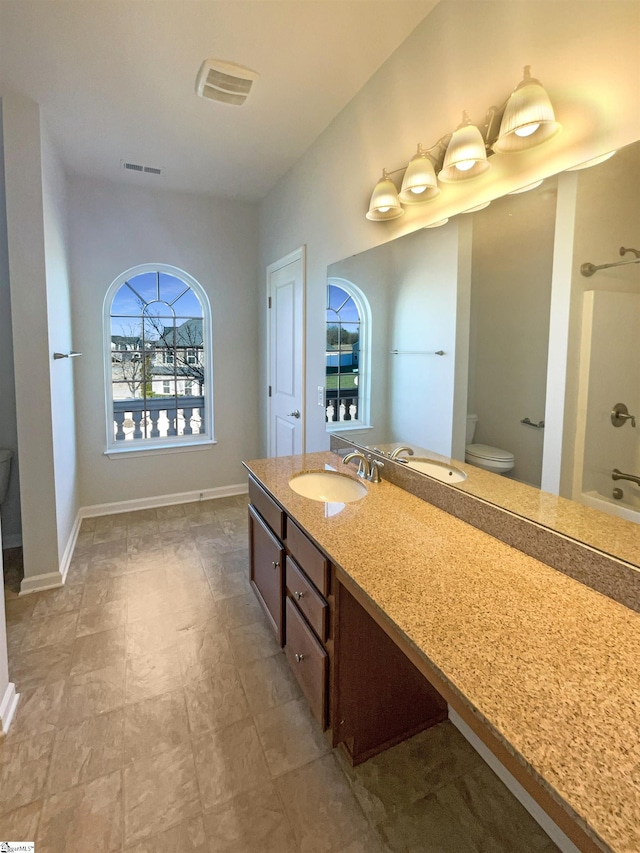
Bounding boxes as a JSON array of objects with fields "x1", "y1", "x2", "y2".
[
  {"x1": 289, "y1": 471, "x2": 367, "y2": 503},
  {"x1": 406, "y1": 458, "x2": 467, "y2": 483}
]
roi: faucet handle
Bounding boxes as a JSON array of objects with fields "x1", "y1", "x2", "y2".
[{"x1": 368, "y1": 459, "x2": 384, "y2": 483}]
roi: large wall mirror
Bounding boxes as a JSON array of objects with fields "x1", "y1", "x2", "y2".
[{"x1": 327, "y1": 140, "x2": 640, "y2": 568}]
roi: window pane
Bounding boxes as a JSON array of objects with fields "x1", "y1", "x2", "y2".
[
  {"x1": 328, "y1": 284, "x2": 348, "y2": 312},
  {"x1": 125, "y1": 272, "x2": 158, "y2": 304},
  {"x1": 173, "y1": 288, "x2": 204, "y2": 318},
  {"x1": 159, "y1": 273, "x2": 189, "y2": 305},
  {"x1": 111, "y1": 287, "x2": 145, "y2": 317},
  {"x1": 143, "y1": 301, "x2": 174, "y2": 320}
]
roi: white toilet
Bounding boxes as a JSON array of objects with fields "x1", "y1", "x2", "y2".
[
  {"x1": 0, "y1": 449, "x2": 13, "y2": 505},
  {"x1": 465, "y1": 415, "x2": 514, "y2": 475}
]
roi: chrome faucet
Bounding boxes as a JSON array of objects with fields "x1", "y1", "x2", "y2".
[
  {"x1": 343, "y1": 451, "x2": 384, "y2": 483},
  {"x1": 389, "y1": 445, "x2": 415, "y2": 460}
]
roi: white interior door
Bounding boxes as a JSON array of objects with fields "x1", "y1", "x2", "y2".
[{"x1": 268, "y1": 248, "x2": 305, "y2": 457}]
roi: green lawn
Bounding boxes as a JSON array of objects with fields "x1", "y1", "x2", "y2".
[{"x1": 325, "y1": 373, "x2": 358, "y2": 391}]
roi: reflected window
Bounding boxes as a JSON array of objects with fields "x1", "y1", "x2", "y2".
[
  {"x1": 105, "y1": 264, "x2": 214, "y2": 452},
  {"x1": 326, "y1": 279, "x2": 370, "y2": 428}
]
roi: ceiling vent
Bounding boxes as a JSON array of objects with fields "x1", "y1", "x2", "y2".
[
  {"x1": 195, "y1": 59, "x2": 259, "y2": 106},
  {"x1": 121, "y1": 161, "x2": 164, "y2": 176}
]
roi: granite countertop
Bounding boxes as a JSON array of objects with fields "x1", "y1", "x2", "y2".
[
  {"x1": 372, "y1": 442, "x2": 640, "y2": 568},
  {"x1": 244, "y1": 451, "x2": 640, "y2": 853}
]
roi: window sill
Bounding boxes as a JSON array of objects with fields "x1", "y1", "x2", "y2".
[
  {"x1": 105, "y1": 439, "x2": 216, "y2": 459},
  {"x1": 326, "y1": 423, "x2": 373, "y2": 434}
]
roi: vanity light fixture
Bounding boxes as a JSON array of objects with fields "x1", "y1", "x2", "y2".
[
  {"x1": 461, "y1": 201, "x2": 491, "y2": 213},
  {"x1": 399, "y1": 144, "x2": 441, "y2": 203},
  {"x1": 492, "y1": 67, "x2": 561, "y2": 153},
  {"x1": 424, "y1": 218, "x2": 449, "y2": 228},
  {"x1": 507, "y1": 179, "x2": 544, "y2": 194},
  {"x1": 366, "y1": 169, "x2": 404, "y2": 220},
  {"x1": 365, "y1": 66, "x2": 561, "y2": 221},
  {"x1": 566, "y1": 151, "x2": 616, "y2": 171},
  {"x1": 439, "y1": 112, "x2": 490, "y2": 182}
]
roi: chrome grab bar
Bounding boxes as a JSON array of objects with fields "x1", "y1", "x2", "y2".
[
  {"x1": 611, "y1": 468, "x2": 640, "y2": 487},
  {"x1": 520, "y1": 417, "x2": 545, "y2": 429}
]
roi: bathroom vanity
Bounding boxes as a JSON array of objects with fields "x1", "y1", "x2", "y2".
[{"x1": 244, "y1": 451, "x2": 640, "y2": 853}]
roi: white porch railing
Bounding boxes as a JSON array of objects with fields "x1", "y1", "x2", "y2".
[{"x1": 113, "y1": 396, "x2": 205, "y2": 441}]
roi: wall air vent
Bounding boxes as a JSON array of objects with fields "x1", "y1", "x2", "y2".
[
  {"x1": 121, "y1": 161, "x2": 164, "y2": 176},
  {"x1": 195, "y1": 59, "x2": 259, "y2": 106}
]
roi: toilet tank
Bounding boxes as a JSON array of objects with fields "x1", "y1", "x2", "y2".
[{"x1": 466, "y1": 414, "x2": 478, "y2": 445}]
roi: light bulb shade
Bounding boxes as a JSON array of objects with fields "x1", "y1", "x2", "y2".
[
  {"x1": 424, "y1": 218, "x2": 449, "y2": 228},
  {"x1": 438, "y1": 118, "x2": 490, "y2": 182},
  {"x1": 399, "y1": 151, "x2": 440, "y2": 203},
  {"x1": 366, "y1": 174, "x2": 404, "y2": 221},
  {"x1": 493, "y1": 67, "x2": 561, "y2": 153}
]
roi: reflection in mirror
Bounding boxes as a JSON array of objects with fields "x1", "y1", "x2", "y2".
[{"x1": 327, "y1": 140, "x2": 640, "y2": 567}]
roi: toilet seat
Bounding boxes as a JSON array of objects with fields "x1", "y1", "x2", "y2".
[{"x1": 465, "y1": 443, "x2": 514, "y2": 473}]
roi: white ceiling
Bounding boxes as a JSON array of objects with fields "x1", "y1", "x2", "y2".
[{"x1": 0, "y1": 0, "x2": 437, "y2": 200}]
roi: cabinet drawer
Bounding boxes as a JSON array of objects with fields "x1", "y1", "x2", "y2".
[
  {"x1": 249, "y1": 476, "x2": 285, "y2": 539},
  {"x1": 286, "y1": 557, "x2": 328, "y2": 642},
  {"x1": 286, "y1": 520, "x2": 329, "y2": 595},
  {"x1": 285, "y1": 597, "x2": 328, "y2": 729},
  {"x1": 249, "y1": 504, "x2": 285, "y2": 646}
]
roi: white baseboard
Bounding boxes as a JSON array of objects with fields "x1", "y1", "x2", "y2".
[
  {"x1": 59, "y1": 511, "x2": 82, "y2": 585},
  {"x1": 20, "y1": 570, "x2": 65, "y2": 595},
  {"x1": 0, "y1": 682, "x2": 20, "y2": 735},
  {"x1": 79, "y1": 482, "x2": 248, "y2": 519},
  {"x1": 17, "y1": 510, "x2": 80, "y2": 595},
  {"x1": 448, "y1": 707, "x2": 581, "y2": 853}
]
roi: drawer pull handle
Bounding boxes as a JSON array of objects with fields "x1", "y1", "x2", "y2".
[
  {"x1": 272, "y1": 560, "x2": 280, "y2": 570},
  {"x1": 294, "y1": 653, "x2": 305, "y2": 663},
  {"x1": 294, "y1": 590, "x2": 304, "y2": 600}
]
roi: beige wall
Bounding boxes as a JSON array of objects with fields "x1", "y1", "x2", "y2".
[
  {"x1": 68, "y1": 176, "x2": 260, "y2": 508},
  {"x1": 2, "y1": 93, "x2": 70, "y2": 585},
  {"x1": 259, "y1": 0, "x2": 640, "y2": 456},
  {"x1": 0, "y1": 103, "x2": 21, "y2": 547},
  {"x1": 469, "y1": 184, "x2": 557, "y2": 487}
]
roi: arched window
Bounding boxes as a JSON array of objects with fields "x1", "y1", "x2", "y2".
[
  {"x1": 326, "y1": 278, "x2": 371, "y2": 429},
  {"x1": 104, "y1": 264, "x2": 214, "y2": 453}
]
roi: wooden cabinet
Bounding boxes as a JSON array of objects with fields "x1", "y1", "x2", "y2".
[
  {"x1": 286, "y1": 556, "x2": 328, "y2": 642},
  {"x1": 248, "y1": 503, "x2": 285, "y2": 646},
  {"x1": 333, "y1": 578, "x2": 448, "y2": 766},
  {"x1": 284, "y1": 597, "x2": 328, "y2": 727},
  {"x1": 247, "y1": 472, "x2": 448, "y2": 764}
]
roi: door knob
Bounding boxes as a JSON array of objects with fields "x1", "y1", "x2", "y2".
[{"x1": 288, "y1": 409, "x2": 301, "y2": 418}]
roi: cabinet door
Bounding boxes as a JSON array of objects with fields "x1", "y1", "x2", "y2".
[
  {"x1": 249, "y1": 504, "x2": 285, "y2": 646},
  {"x1": 285, "y1": 597, "x2": 328, "y2": 729}
]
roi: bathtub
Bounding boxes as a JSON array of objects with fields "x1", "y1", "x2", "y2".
[{"x1": 580, "y1": 489, "x2": 640, "y2": 523}]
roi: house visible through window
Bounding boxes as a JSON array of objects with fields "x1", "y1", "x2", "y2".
[
  {"x1": 105, "y1": 264, "x2": 214, "y2": 451},
  {"x1": 326, "y1": 279, "x2": 370, "y2": 428}
]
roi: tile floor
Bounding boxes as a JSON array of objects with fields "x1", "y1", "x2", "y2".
[{"x1": 1, "y1": 496, "x2": 560, "y2": 852}]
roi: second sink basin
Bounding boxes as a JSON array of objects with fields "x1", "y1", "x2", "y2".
[
  {"x1": 405, "y1": 458, "x2": 467, "y2": 483},
  {"x1": 289, "y1": 470, "x2": 367, "y2": 503}
]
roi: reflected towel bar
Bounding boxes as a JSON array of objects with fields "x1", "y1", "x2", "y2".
[
  {"x1": 521, "y1": 417, "x2": 545, "y2": 429},
  {"x1": 390, "y1": 349, "x2": 445, "y2": 356}
]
